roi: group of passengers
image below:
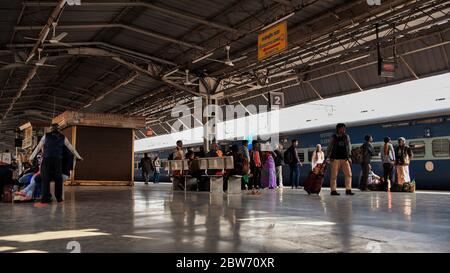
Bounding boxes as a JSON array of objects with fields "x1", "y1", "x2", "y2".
[
  {"x1": 164, "y1": 139, "x2": 282, "y2": 193},
  {"x1": 163, "y1": 122, "x2": 414, "y2": 195},
  {"x1": 320, "y1": 123, "x2": 414, "y2": 195},
  {"x1": 359, "y1": 132, "x2": 413, "y2": 192}
]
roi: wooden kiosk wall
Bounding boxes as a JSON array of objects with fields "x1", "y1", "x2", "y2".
[{"x1": 55, "y1": 111, "x2": 144, "y2": 186}]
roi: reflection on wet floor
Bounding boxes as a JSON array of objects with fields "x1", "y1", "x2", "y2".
[{"x1": 0, "y1": 183, "x2": 450, "y2": 253}]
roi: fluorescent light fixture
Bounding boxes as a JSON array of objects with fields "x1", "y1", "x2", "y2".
[
  {"x1": 192, "y1": 52, "x2": 214, "y2": 64},
  {"x1": 261, "y1": 12, "x2": 295, "y2": 31},
  {"x1": 340, "y1": 54, "x2": 370, "y2": 65},
  {"x1": 83, "y1": 103, "x2": 92, "y2": 108},
  {"x1": 163, "y1": 68, "x2": 179, "y2": 78}
]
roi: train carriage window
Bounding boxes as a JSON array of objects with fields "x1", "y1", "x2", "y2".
[
  {"x1": 432, "y1": 139, "x2": 450, "y2": 157},
  {"x1": 409, "y1": 141, "x2": 426, "y2": 158},
  {"x1": 298, "y1": 152, "x2": 305, "y2": 162},
  {"x1": 373, "y1": 145, "x2": 382, "y2": 157}
]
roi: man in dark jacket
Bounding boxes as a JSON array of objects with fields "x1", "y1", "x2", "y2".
[
  {"x1": 139, "y1": 153, "x2": 153, "y2": 185},
  {"x1": 30, "y1": 123, "x2": 83, "y2": 203},
  {"x1": 326, "y1": 123, "x2": 354, "y2": 196},
  {"x1": 360, "y1": 134, "x2": 376, "y2": 191}
]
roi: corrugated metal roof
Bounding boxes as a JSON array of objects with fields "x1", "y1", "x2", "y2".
[{"x1": 0, "y1": 0, "x2": 449, "y2": 149}]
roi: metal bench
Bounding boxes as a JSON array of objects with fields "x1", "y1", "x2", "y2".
[{"x1": 164, "y1": 156, "x2": 234, "y2": 194}]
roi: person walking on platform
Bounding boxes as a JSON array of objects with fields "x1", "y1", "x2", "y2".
[
  {"x1": 274, "y1": 144, "x2": 284, "y2": 188},
  {"x1": 395, "y1": 137, "x2": 413, "y2": 184},
  {"x1": 286, "y1": 139, "x2": 302, "y2": 189},
  {"x1": 326, "y1": 123, "x2": 354, "y2": 196},
  {"x1": 381, "y1": 137, "x2": 396, "y2": 191},
  {"x1": 140, "y1": 153, "x2": 153, "y2": 185},
  {"x1": 153, "y1": 156, "x2": 161, "y2": 183},
  {"x1": 29, "y1": 123, "x2": 83, "y2": 204},
  {"x1": 359, "y1": 135, "x2": 375, "y2": 191},
  {"x1": 250, "y1": 141, "x2": 262, "y2": 191},
  {"x1": 311, "y1": 144, "x2": 325, "y2": 170}
]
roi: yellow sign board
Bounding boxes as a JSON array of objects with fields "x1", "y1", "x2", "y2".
[{"x1": 258, "y1": 21, "x2": 288, "y2": 61}]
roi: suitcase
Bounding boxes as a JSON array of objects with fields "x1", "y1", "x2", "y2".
[{"x1": 304, "y1": 163, "x2": 327, "y2": 195}]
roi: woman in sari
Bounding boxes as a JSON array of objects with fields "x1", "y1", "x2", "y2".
[{"x1": 260, "y1": 151, "x2": 277, "y2": 189}]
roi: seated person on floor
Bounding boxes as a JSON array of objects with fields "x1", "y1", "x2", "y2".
[
  {"x1": 15, "y1": 147, "x2": 74, "y2": 202},
  {"x1": 18, "y1": 162, "x2": 38, "y2": 186},
  {"x1": 367, "y1": 165, "x2": 386, "y2": 190}
]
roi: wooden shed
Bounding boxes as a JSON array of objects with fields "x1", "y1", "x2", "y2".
[{"x1": 52, "y1": 111, "x2": 145, "y2": 186}]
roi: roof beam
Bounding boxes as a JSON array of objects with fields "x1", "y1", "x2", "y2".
[
  {"x1": 345, "y1": 70, "x2": 363, "y2": 91},
  {"x1": 23, "y1": 0, "x2": 66, "y2": 63},
  {"x1": 303, "y1": 80, "x2": 323, "y2": 100},
  {"x1": 1, "y1": 0, "x2": 66, "y2": 121},
  {"x1": 1, "y1": 66, "x2": 38, "y2": 120},
  {"x1": 111, "y1": 57, "x2": 206, "y2": 98},
  {"x1": 399, "y1": 56, "x2": 420, "y2": 80},
  {"x1": 15, "y1": 24, "x2": 205, "y2": 50},
  {"x1": 22, "y1": 1, "x2": 237, "y2": 33},
  {"x1": 7, "y1": 41, "x2": 177, "y2": 66}
]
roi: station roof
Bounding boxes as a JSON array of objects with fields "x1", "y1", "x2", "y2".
[{"x1": 0, "y1": 0, "x2": 449, "y2": 149}]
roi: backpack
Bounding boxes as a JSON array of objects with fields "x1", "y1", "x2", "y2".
[
  {"x1": 351, "y1": 146, "x2": 363, "y2": 164},
  {"x1": 284, "y1": 148, "x2": 292, "y2": 165}
]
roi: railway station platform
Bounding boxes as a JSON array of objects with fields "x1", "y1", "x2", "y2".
[
  {"x1": 1, "y1": 0, "x2": 450, "y2": 262},
  {"x1": 1, "y1": 183, "x2": 449, "y2": 253}
]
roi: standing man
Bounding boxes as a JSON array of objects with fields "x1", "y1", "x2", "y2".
[
  {"x1": 360, "y1": 135, "x2": 375, "y2": 191},
  {"x1": 30, "y1": 123, "x2": 83, "y2": 203},
  {"x1": 139, "y1": 153, "x2": 153, "y2": 185},
  {"x1": 274, "y1": 144, "x2": 284, "y2": 188},
  {"x1": 250, "y1": 141, "x2": 262, "y2": 191},
  {"x1": 287, "y1": 139, "x2": 302, "y2": 189},
  {"x1": 326, "y1": 123, "x2": 354, "y2": 196}
]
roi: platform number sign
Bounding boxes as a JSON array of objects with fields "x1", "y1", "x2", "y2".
[
  {"x1": 269, "y1": 92, "x2": 285, "y2": 110},
  {"x1": 65, "y1": 0, "x2": 81, "y2": 6}
]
